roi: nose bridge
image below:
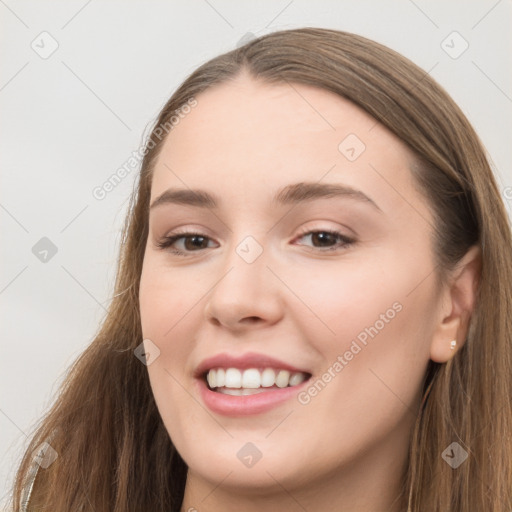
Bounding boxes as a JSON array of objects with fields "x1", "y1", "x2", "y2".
[
  {"x1": 216, "y1": 233, "x2": 271, "y2": 301},
  {"x1": 203, "y1": 232, "x2": 283, "y2": 326}
]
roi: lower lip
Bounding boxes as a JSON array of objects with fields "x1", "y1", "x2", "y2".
[{"x1": 196, "y1": 377, "x2": 310, "y2": 416}]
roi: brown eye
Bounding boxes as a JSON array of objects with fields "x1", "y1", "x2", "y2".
[
  {"x1": 295, "y1": 230, "x2": 355, "y2": 251},
  {"x1": 157, "y1": 232, "x2": 216, "y2": 256}
]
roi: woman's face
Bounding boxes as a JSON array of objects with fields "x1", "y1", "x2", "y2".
[{"x1": 139, "y1": 73, "x2": 443, "y2": 502}]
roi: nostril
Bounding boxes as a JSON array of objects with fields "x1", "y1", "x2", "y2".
[{"x1": 243, "y1": 316, "x2": 261, "y2": 324}]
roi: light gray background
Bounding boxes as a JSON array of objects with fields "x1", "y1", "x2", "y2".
[{"x1": 1, "y1": 0, "x2": 511, "y2": 507}]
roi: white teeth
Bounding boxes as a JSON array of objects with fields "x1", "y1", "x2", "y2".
[
  {"x1": 218, "y1": 387, "x2": 269, "y2": 396},
  {"x1": 289, "y1": 372, "x2": 305, "y2": 386},
  {"x1": 275, "y1": 370, "x2": 291, "y2": 388},
  {"x1": 224, "y1": 368, "x2": 242, "y2": 388},
  {"x1": 206, "y1": 370, "x2": 216, "y2": 388},
  {"x1": 242, "y1": 369, "x2": 261, "y2": 389},
  {"x1": 261, "y1": 368, "x2": 276, "y2": 387},
  {"x1": 206, "y1": 367, "x2": 308, "y2": 391},
  {"x1": 216, "y1": 368, "x2": 225, "y2": 387}
]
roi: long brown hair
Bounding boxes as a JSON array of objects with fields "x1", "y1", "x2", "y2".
[{"x1": 11, "y1": 27, "x2": 512, "y2": 511}]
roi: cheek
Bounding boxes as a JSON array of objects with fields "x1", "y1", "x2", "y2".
[
  {"x1": 288, "y1": 249, "x2": 436, "y2": 405},
  {"x1": 139, "y1": 264, "x2": 207, "y2": 454},
  {"x1": 139, "y1": 256, "x2": 200, "y2": 407},
  {"x1": 282, "y1": 251, "x2": 431, "y2": 353},
  {"x1": 139, "y1": 252, "x2": 205, "y2": 341},
  {"x1": 290, "y1": 253, "x2": 436, "y2": 441}
]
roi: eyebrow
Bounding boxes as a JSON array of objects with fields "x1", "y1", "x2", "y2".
[{"x1": 149, "y1": 182, "x2": 382, "y2": 212}]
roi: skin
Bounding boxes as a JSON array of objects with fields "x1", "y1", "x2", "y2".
[{"x1": 139, "y1": 71, "x2": 480, "y2": 512}]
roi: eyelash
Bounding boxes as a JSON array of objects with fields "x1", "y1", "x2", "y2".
[{"x1": 156, "y1": 228, "x2": 355, "y2": 257}]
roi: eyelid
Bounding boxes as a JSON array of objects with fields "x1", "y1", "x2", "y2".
[
  {"x1": 156, "y1": 224, "x2": 356, "y2": 257},
  {"x1": 293, "y1": 222, "x2": 355, "y2": 239},
  {"x1": 155, "y1": 229, "x2": 218, "y2": 253}
]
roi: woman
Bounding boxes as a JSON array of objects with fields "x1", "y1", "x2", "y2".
[{"x1": 11, "y1": 27, "x2": 512, "y2": 511}]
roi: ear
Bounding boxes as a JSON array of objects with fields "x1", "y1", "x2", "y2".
[{"x1": 430, "y1": 245, "x2": 481, "y2": 363}]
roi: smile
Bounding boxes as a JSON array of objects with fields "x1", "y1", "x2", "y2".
[
  {"x1": 205, "y1": 367, "x2": 310, "y2": 395},
  {"x1": 194, "y1": 352, "x2": 313, "y2": 415}
]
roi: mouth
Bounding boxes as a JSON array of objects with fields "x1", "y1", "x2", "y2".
[
  {"x1": 203, "y1": 367, "x2": 312, "y2": 395},
  {"x1": 196, "y1": 367, "x2": 312, "y2": 416},
  {"x1": 194, "y1": 352, "x2": 313, "y2": 416}
]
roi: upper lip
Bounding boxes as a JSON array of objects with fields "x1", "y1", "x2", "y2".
[{"x1": 194, "y1": 351, "x2": 311, "y2": 378}]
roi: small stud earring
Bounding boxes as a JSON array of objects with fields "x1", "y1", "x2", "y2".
[{"x1": 450, "y1": 340, "x2": 457, "y2": 350}]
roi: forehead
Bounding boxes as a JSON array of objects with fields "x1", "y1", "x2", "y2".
[{"x1": 150, "y1": 74, "x2": 429, "y2": 223}]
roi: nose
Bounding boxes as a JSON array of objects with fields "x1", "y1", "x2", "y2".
[{"x1": 203, "y1": 238, "x2": 284, "y2": 331}]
